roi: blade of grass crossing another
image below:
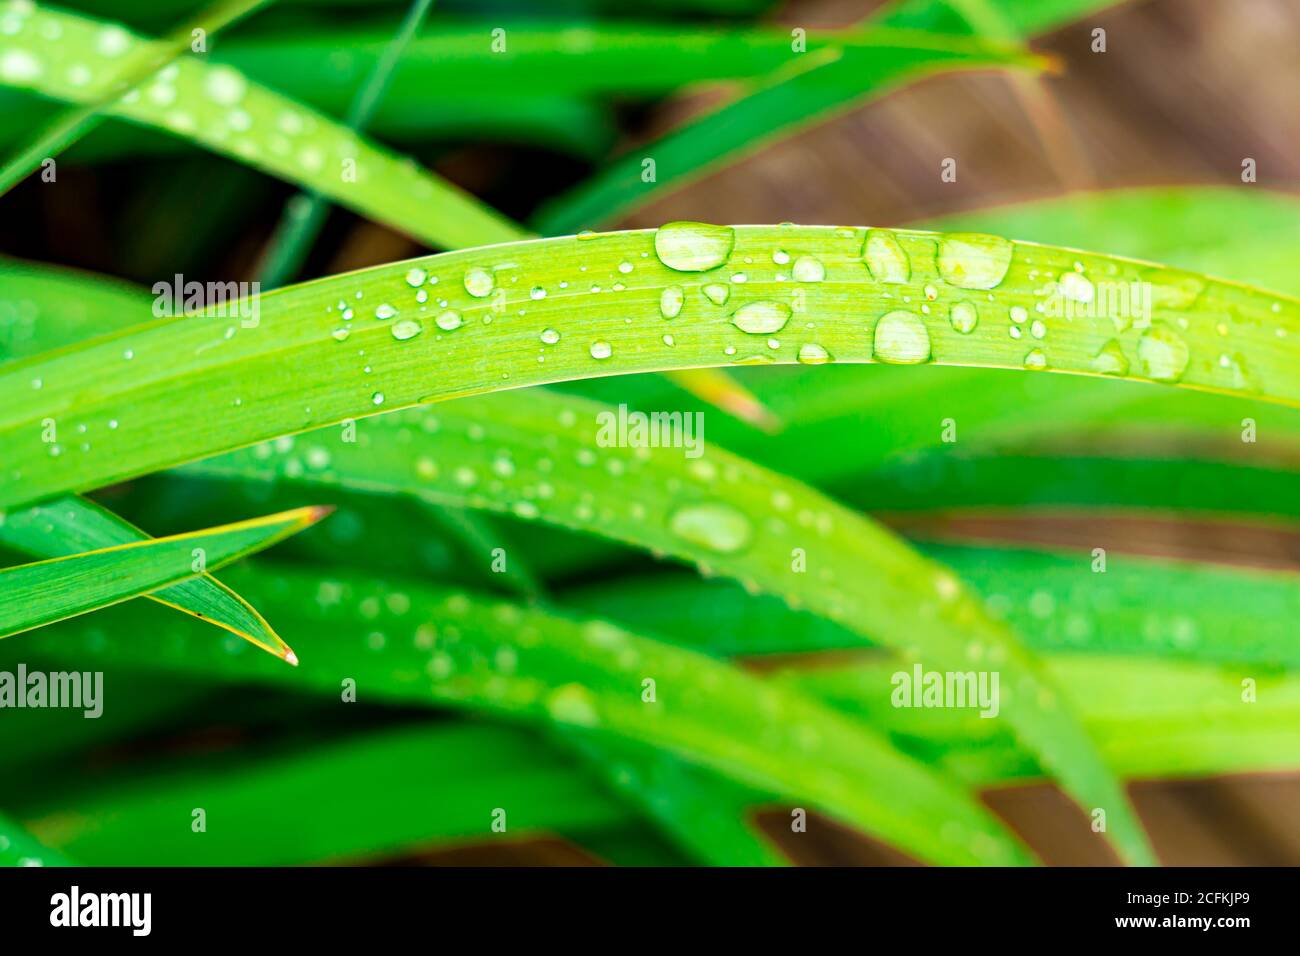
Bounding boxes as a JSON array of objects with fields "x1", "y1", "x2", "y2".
[{"x1": 0, "y1": 506, "x2": 328, "y2": 640}]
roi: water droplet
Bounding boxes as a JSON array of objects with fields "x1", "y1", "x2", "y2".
[
  {"x1": 372, "y1": 392, "x2": 385, "y2": 405},
  {"x1": 405, "y1": 267, "x2": 426, "y2": 287},
  {"x1": 1137, "y1": 323, "x2": 1190, "y2": 382},
  {"x1": 617, "y1": 261, "x2": 633, "y2": 274},
  {"x1": 374, "y1": 304, "x2": 397, "y2": 320},
  {"x1": 798, "y1": 343, "x2": 831, "y2": 364},
  {"x1": 331, "y1": 328, "x2": 350, "y2": 342},
  {"x1": 936, "y1": 233, "x2": 1014, "y2": 289},
  {"x1": 1009, "y1": 305, "x2": 1028, "y2": 324},
  {"x1": 530, "y1": 286, "x2": 547, "y2": 300},
  {"x1": 862, "y1": 229, "x2": 910, "y2": 283},
  {"x1": 668, "y1": 501, "x2": 752, "y2": 554},
  {"x1": 392, "y1": 319, "x2": 423, "y2": 341},
  {"x1": 1058, "y1": 271, "x2": 1094, "y2": 304},
  {"x1": 872, "y1": 310, "x2": 931, "y2": 364},
  {"x1": 702, "y1": 283, "x2": 730, "y2": 306},
  {"x1": 949, "y1": 300, "x2": 978, "y2": 334},
  {"x1": 1091, "y1": 339, "x2": 1129, "y2": 376},
  {"x1": 546, "y1": 684, "x2": 600, "y2": 727},
  {"x1": 1030, "y1": 319, "x2": 1047, "y2": 339},
  {"x1": 1023, "y1": 348, "x2": 1048, "y2": 369},
  {"x1": 590, "y1": 341, "x2": 612, "y2": 360},
  {"x1": 435, "y1": 310, "x2": 462, "y2": 331},
  {"x1": 792, "y1": 255, "x2": 825, "y2": 282},
  {"x1": 464, "y1": 268, "x2": 495, "y2": 297},
  {"x1": 731, "y1": 301, "x2": 791, "y2": 335},
  {"x1": 653, "y1": 221, "x2": 735, "y2": 272},
  {"x1": 660, "y1": 285, "x2": 684, "y2": 318},
  {"x1": 540, "y1": 328, "x2": 560, "y2": 345}
]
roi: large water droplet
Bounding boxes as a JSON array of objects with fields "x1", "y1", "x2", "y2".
[
  {"x1": 653, "y1": 221, "x2": 735, "y2": 272},
  {"x1": 464, "y1": 268, "x2": 495, "y2": 297},
  {"x1": 1091, "y1": 339, "x2": 1129, "y2": 376},
  {"x1": 949, "y1": 300, "x2": 978, "y2": 334},
  {"x1": 792, "y1": 256, "x2": 825, "y2": 282},
  {"x1": 731, "y1": 301, "x2": 791, "y2": 334},
  {"x1": 545, "y1": 684, "x2": 601, "y2": 727},
  {"x1": 668, "y1": 501, "x2": 752, "y2": 554},
  {"x1": 872, "y1": 310, "x2": 931, "y2": 364},
  {"x1": 1137, "y1": 323, "x2": 1190, "y2": 382},
  {"x1": 862, "y1": 229, "x2": 910, "y2": 283},
  {"x1": 936, "y1": 233, "x2": 1014, "y2": 289},
  {"x1": 660, "y1": 285, "x2": 684, "y2": 319}
]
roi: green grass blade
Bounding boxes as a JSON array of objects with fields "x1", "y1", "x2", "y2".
[
  {"x1": 11, "y1": 562, "x2": 1035, "y2": 866},
  {"x1": 0, "y1": 4, "x2": 525, "y2": 249},
  {"x1": 180, "y1": 386, "x2": 1151, "y2": 864},
  {"x1": 0, "y1": 506, "x2": 327, "y2": 639},
  {"x1": 0, "y1": 494, "x2": 297, "y2": 661},
  {"x1": 3, "y1": 224, "x2": 1295, "y2": 507},
  {"x1": 532, "y1": 36, "x2": 1046, "y2": 234},
  {"x1": 0, "y1": 0, "x2": 271, "y2": 196}
]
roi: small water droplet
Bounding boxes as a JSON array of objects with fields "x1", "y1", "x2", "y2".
[
  {"x1": 772, "y1": 250, "x2": 791, "y2": 265},
  {"x1": 541, "y1": 328, "x2": 560, "y2": 345},
  {"x1": 702, "y1": 283, "x2": 730, "y2": 306},
  {"x1": 668, "y1": 501, "x2": 752, "y2": 554},
  {"x1": 372, "y1": 392, "x2": 385, "y2": 405},
  {"x1": 331, "y1": 328, "x2": 350, "y2": 342},
  {"x1": 375, "y1": 304, "x2": 397, "y2": 320},
  {"x1": 464, "y1": 268, "x2": 495, "y2": 297},
  {"x1": 872, "y1": 310, "x2": 931, "y2": 364},
  {"x1": 660, "y1": 285, "x2": 684, "y2": 318},
  {"x1": 530, "y1": 286, "x2": 547, "y2": 300},
  {"x1": 797, "y1": 343, "x2": 831, "y2": 364},
  {"x1": 949, "y1": 300, "x2": 978, "y2": 334},
  {"x1": 1058, "y1": 271, "x2": 1094, "y2": 304},
  {"x1": 405, "y1": 267, "x2": 426, "y2": 288},
  {"x1": 590, "y1": 341, "x2": 612, "y2": 359},
  {"x1": 1023, "y1": 348, "x2": 1048, "y2": 369},
  {"x1": 436, "y1": 310, "x2": 462, "y2": 331},
  {"x1": 546, "y1": 683, "x2": 601, "y2": 727},
  {"x1": 653, "y1": 221, "x2": 735, "y2": 272}
]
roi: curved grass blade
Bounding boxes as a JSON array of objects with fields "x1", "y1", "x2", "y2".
[
  {"x1": 0, "y1": 506, "x2": 327, "y2": 639},
  {"x1": 532, "y1": 37, "x2": 1047, "y2": 234},
  {"x1": 0, "y1": 0, "x2": 272, "y2": 196},
  {"x1": 0, "y1": 4, "x2": 524, "y2": 249},
  {"x1": 12, "y1": 561, "x2": 1034, "y2": 866},
  {"x1": 182, "y1": 386, "x2": 1150, "y2": 864},
  {"x1": 0, "y1": 495, "x2": 297, "y2": 661},
  {"x1": 3, "y1": 224, "x2": 1296, "y2": 509}
]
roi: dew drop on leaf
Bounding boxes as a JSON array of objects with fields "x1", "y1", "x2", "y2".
[
  {"x1": 1137, "y1": 323, "x2": 1191, "y2": 382},
  {"x1": 590, "y1": 340, "x2": 612, "y2": 359},
  {"x1": 731, "y1": 301, "x2": 791, "y2": 335},
  {"x1": 872, "y1": 310, "x2": 932, "y2": 364},
  {"x1": 668, "y1": 501, "x2": 753, "y2": 554},
  {"x1": 792, "y1": 256, "x2": 825, "y2": 282},
  {"x1": 660, "y1": 285, "x2": 684, "y2": 319},
  {"x1": 702, "y1": 283, "x2": 730, "y2": 306},
  {"x1": 463, "y1": 268, "x2": 495, "y2": 297},
  {"x1": 936, "y1": 233, "x2": 1014, "y2": 289},
  {"x1": 861, "y1": 229, "x2": 910, "y2": 284},
  {"x1": 374, "y1": 304, "x2": 397, "y2": 320},
  {"x1": 949, "y1": 301, "x2": 978, "y2": 334},
  {"x1": 1091, "y1": 339, "x2": 1129, "y2": 376},
  {"x1": 653, "y1": 221, "x2": 735, "y2": 272},
  {"x1": 797, "y1": 343, "x2": 831, "y2": 364},
  {"x1": 435, "y1": 310, "x2": 462, "y2": 331},
  {"x1": 391, "y1": 319, "x2": 423, "y2": 341}
]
